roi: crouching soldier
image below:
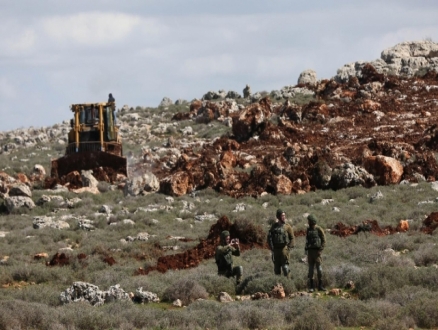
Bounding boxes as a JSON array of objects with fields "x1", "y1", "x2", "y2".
[
  {"x1": 305, "y1": 214, "x2": 326, "y2": 292},
  {"x1": 215, "y1": 230, "x2": 243, "y2": 285},
  {"x1": 267, "y1": 209, "x2": 295, "y2": 278}
]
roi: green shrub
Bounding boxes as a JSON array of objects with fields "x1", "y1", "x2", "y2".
[
  {"x1": 196, "y1": 273, "x2": 237, "y2": 297},
  {"x1": 241, "y1": 272, "x2": 296, "y2": 295},
  {"x1": 217, "y1": 301, "x2": 285, "y2": 330},
  {"x1": 326, "y1": 299, "x2": 376, "y2": 327},
  {"x1": 327, "y1": 262, "x2": 362, "y2": 289},
  {"x1": 163, "y1": 278, "x2": 209, "y2": 305},
  {"x1": 412, "y1": 242, "x2": 438, "y2": 266},
  {"x1": 373, "y1": 316, "x2": 414, "y2": 330},
  {"x1": 402, "y1": 293, "x2": 438, "y2": 328},
  {"x1": 355, "y1": 265, "x2": 410, "y2": 299},
  {"x1": 0, "y1": 300, "x2": 57, "y2": 330},
  {"x1": 292, "y1": 312, "x2": 334, "y2": 330}
]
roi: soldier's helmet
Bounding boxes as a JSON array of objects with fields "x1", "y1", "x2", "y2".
[
  {"x1": 307, "y1": 214, "x2": 317, "y2": 225},
  {"x1": 276, "y1": 209, "x2": 285, "y2": 218},
  {"x1": 220, "y1": 230, "x2": 230, "y2": 242}
]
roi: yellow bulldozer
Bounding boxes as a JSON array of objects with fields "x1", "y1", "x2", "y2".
[{"x1": 50, "y1": 101, "x2": 127, "y2": 182}]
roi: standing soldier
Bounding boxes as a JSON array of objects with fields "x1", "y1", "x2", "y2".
[
  {"x1": 215, "y1": 230, "x2": 243, "y2": 285},
  {"x1": 267, "y1": 209, "x2": 295, "y2": 278},
  {"x1": 305, "y1": 214, "x2": 326, "y2": 292},
  {"x1": 243, "y1": 84, "x2": 252, "y2": 98}
]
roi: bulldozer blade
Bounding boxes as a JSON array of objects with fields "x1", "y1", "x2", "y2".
[{"x1": 51, "y1": 151, "x2": 127, "y2": 180}]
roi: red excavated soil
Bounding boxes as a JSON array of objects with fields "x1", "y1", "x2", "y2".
[
  {"x1": 147, "y1": 70, "x2": 438, "y2": 198},
  {"x1": 52, "y1": 69, "x2": 438, "y2": 199},
  {"x1": 135, "y1": 215, "x2": 266, "y2": 275},
  {"x1": 422, "y1": 212, "x2": 438, "y2": 234},
  {"x1": 330, "y1": 219, "x2": 400, "y2": 237}
]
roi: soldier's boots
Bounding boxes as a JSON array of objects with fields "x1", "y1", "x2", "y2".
[
  {"x1": 281, "y1": 265, "x2": 290, "y2": 278},
  {"x1": 235, "y1": 266, "x2": 243, "y2": 285},
  {"x1": 308, "y1": 279, "x2": 314, "y2": 293},
  {"x1": 317, "y1": 280, "x2": 326, "y2": 291}
]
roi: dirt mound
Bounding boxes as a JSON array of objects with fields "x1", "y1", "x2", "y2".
[
  {"x1": 136, "y1": 216, "x2": 266, "y2": 275},
  {"x1": 45, "y1": 165, "x2": 124, "y2": 190},
  {"x1": 152, "y1": 70, "x2": 438, "y2": 198},
  {"x1": 422, "y1": 212, "x2": 438, "y2": 234},
  {"x1": 331, "y1": 219, "x2": 402, "y2": 237},
  {"x1": 46, "y1": 252, "x2": 116, "y2": 267},
  {"x1": 52, "y1": 67, "x2": 438, "y2": 198}
]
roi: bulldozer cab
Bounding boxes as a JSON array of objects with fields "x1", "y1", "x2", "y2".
[
  {"x1": 50, "y1": 101, "x2": 127, "y2": 180},
  {"x1": 68, "y1": 102, "x2": 118, "y2": 146}
]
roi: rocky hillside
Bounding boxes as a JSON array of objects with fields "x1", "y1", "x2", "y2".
[
  {"x1": 2, "y1": 40, "x2": 438, "y2": 200},
  {"x1": 139, "y1": 40, "x2": 438, "y2": 198}
]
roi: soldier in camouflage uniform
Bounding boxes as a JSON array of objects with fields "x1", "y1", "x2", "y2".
[
  {"x1": 305, "y1": 214, "x2": 326, "y2": 292},
  {"x1": 267, "y1": 209, "x2": 295, "y2": 278},
  {"x1": 215, "y1": 230, "x2": 243, "y2": 285}
]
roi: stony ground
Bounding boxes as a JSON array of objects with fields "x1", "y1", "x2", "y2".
[{"x1": 148, "y1": 67, "x2": 438, "y2": 199}]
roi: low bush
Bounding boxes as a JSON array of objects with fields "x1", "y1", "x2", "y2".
[
  {"x1": 162, "y1": 278, "x2": 209, "y2": 305},
  {"x1": 241, "y1": 272, "x2": 296, "y2": 295},
  {"x1": 326, "y1": 299, "x2": 376, "y2": 327}
]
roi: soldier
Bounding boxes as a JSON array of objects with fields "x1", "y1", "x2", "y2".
[
  {"x1": 215, "y1": 230, "x2": 243, "y2": 285},
  {"x1": 243, "y1": 84, "x2": 252, "y2": 98},
  {"x1": 305, "y1": 214, "x2": 326, "y2": 292},
  {"x1": 267, "y1": 209, "x2": 295, "y2": 278},
  {"x1": 107, "y1": 93, "x2": 116, "y2": 124}
]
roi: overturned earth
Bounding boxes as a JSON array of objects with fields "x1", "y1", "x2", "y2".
[
  {"x1": 148, "y1": 67, "x2": 438, "y2": 198},
  {"x1": 48, "y1": 63, "x2": 438, "y2": 199}
]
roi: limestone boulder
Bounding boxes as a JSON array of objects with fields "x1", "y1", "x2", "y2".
[
  {"x1": 220, "y1": 150, "x2": 237, "y2": 169},
  {"x1": 363, "y1": 155, "x2": 403, "y2": 185},
  {"x1": 30, "y1": 164, "x2": 46, "y2": 181},
  {"x1": 381, "y1": 40, "x2": 438, "y2": 62},
  {"x1": 272, "y1": 175, "x2": 293, "y2": 195},
  {"x1": 81, "y1": 170, "x2": 98, "y2": 188},
  {"x1": 232, "y1": 97, "x2": 272, "y2": 142},
  {"x1": 159, "y1": 171, "x2": 193, "y2": 197},
  {"x1": 297, "y1": 69, "x2": 317, "y2": 86},
  {"x1": 159, "y1": 97, "x2": 173, "y2": 107},
  {"x1": 60, "y1": 282, "x2": 131, "y2": 306},
  {"x1": 133, "y1": 287, "x2": 160, "y2": 303},
  {"x1": 330, "y1": 163, "x2": 376, "y2": 189},
  {"x1": 263, "y1": 154, "x2": 290, "y2": 176},
  {"x1": 4, "y1": 196, "x2": 35, "y2": 213},
  {"x1": 0, "y1": 172, "x2": 16, "y2": 185},
  {"x1": 270, "y1": 283, "x2": 286, "y2": 299},
  {"x1": 311, "y1": 161, "x2": 332, "y2": 189},
  {"x1": 33, "y1": 216, "x2": 70, "y2": 230},
  {"x1": 218, "y1": 292, "x2": 234, "y2": 302},
  {"x1": 124, "y1": 172, "x2": 160, "y2": 196},
  {"x1": 16, "y1": 173, "x2": 30, "y2": 185},
  {"x1": 9, "y1": 183, "x2": 32, "y2": 198}
]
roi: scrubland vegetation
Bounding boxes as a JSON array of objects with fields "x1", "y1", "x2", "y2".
[
  {"x1": 1, "y1": 95, "x2": 438, "y2": 329},
  {"x1": 1, "y1": 180, "x2": 438, "y2": 329}
]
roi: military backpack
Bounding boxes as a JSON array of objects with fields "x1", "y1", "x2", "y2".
[
  {"x1": 306, "y1": 227, "x2": 321, "y2": 249},
  {"x1": 271, "y1": 224, "x2": 290, "y2": 247}
]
